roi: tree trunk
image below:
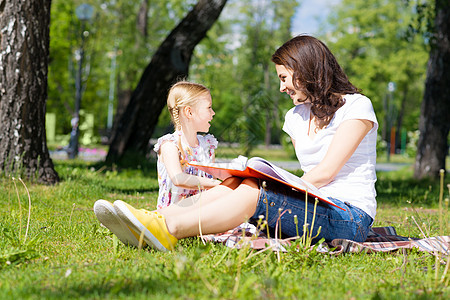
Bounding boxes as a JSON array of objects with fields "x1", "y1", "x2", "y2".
[
  {"x1": 107, "y1": 0, "x2": 227, "y2": 162},
  {"x1": 136, "y1": 0, "x2": 149, "y2": 39},
  {"x1": 263, "y1": 63, "x2": 272, "y2": 147},
  {"x1": 0, "y1": 0, "x2": 59, "y2": 184},
  {"x1": 414, "y1": 0, "x2": 450, "y2": 179}
]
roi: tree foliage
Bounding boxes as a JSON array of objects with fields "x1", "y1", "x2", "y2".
[
  {"x1": 47, "y1": 0, "x2": 194, "y2": 139},
  {"x1": 189, "y1": 0, "x2": 299, "y2": 155},
  {"x1": 43, "y1": 0, "x2": 443, "y2": 171},
  {"x1": 47, "y1": 0, "x2": 301, "y2": 157},
  {"x1": 324, "y1": 0, "x2": 429, "y2": 153},
  {"x1": 106, "y1": 0, "x2": 228, "y2": 162}
]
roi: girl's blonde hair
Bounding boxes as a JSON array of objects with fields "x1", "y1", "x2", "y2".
[{"x1": 167, "y1": 81, "x2": 210, "y2": 131}]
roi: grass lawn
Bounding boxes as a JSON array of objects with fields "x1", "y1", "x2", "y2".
[{"x1": 0, "y1": 155, "x2": 448, "y2": 299}]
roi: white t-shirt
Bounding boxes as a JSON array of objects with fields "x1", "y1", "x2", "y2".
[{"x1": 283, "y1": 94, "x2": 378, "y2": 219}]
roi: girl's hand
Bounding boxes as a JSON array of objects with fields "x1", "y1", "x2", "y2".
[{"x1": 160, "y1": 141, "x2": 220, "y2": 189}]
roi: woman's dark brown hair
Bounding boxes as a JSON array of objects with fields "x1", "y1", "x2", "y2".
[{"x1": 271, "y1": 35, "x2": 360, "y2": 123}]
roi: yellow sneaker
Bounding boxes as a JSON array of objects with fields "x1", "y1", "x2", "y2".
[
  {"x1": 114, "y1": 200, "x2": 178, "y2": 252},
  {"x1": 94, "y1": 200, "x2": 146, "y2": 248}
]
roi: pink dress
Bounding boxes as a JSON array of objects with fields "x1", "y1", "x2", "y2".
[{"x1": 153, "y1": 132, "x2": 218, "y2": 209}]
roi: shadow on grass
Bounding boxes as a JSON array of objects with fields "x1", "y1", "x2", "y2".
[
  {"x1": 22, "y1": 276, "x2": 175, "y2": 299},
  {"x1": 376, "y1": 169, "x2": 445, "y2": 207},
  {"x1": 55, "y1": 150, "x2": 158, "y2": 176},
  {"x1": 103, "y1": 186, "x2": 160, "y2": 195}
]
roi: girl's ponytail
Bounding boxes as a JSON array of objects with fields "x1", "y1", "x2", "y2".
[{"x1": 171, "y1": 105, "x2": 182, "y2": 132}]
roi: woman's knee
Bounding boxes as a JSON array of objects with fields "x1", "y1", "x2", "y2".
[
  {"x1": 231, "y1": 178, "x2": 260, "y2": 214},
  {"x1": 221, "y1": 176, "x2": 243, "y2": 189},
  {"x1": 241, "y1": 178, "x2": 259, "y2": 189}
]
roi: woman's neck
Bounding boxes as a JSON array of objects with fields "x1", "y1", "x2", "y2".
[{"x1": 308, "y1": 112, "x2": 328, "y2": 139}]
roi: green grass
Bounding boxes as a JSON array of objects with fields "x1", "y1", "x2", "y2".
[{"x1": 0, "y1": 158, "x2": 448, "y2": 299}]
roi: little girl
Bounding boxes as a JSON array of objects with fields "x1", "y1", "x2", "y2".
[
  {"x1": 94, "y1": 81, "x2": 221, "y2": 247},
  {"x1": 154, "y1": 81, "x2": 221, "y2": 209}
]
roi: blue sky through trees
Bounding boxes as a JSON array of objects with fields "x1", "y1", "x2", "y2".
[{"x1": 292, "y1": 0, "x2": 341, "y2": 35}]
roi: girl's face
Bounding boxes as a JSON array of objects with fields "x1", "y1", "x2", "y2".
[
  {"x1": 275, "y1": 64, "x2": 308, "y2": 105},
  {"x1": 191, "y1": 94, "x2": 215, "y2": 133}
]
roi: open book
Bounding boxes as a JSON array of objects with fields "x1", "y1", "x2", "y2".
[{"x1": 188, "y1": 156, "x2": 345, "y2": 210}]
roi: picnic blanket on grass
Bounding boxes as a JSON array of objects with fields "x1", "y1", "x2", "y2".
[{"x1": 202, "y1": 224, "x2": 449, "y2": 256}]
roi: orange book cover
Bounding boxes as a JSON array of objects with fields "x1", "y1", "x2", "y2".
[{"x1": 188, "y1": 157, "x2": 345, "y2": 211}]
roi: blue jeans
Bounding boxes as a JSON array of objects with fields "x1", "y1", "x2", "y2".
[{"x1": 250, "y1": 181, "x2": 373, "y2": 243}]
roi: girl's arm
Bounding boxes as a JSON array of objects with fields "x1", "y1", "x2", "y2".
[
  {"x1": 301, "y1": 119, "x2": 373, "y2": 188},
  {"x1": 160, "y1": 142, "x2": 221, "y2": 189}
]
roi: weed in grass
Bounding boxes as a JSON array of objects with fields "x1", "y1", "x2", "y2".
[
  {"x1": 280, "y1": 192, "x2": 324, "y2": 265},
  {"x1": 435, "y1": 170, "x2": 449, "y2": 287},
  {"x1": 68, "y1": 202, "x2": 76, "y2": 227},
  {"x1": 1, "y1": 177, "x2": 41, "y2": 268},
  {"x1": 401, "y1": 169, "x2": 450, "y2": 292},
  {"x1": 0, "y1": 237, "x2": 40, "y2": 268}
]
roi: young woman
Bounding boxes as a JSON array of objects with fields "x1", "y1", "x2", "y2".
[{"x1": 110, "y1": 35, "x2": 378, "y2": 252}]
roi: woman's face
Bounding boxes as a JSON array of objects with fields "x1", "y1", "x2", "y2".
[{"x1": 275, "y1": 64, "x2": 308, "y2": 105}]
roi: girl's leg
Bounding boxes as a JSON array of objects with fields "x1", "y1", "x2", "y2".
[{"x1": 163, "y1": 178, "x2": 260, "y2": 239}]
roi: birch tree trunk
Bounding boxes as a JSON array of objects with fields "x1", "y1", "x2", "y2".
[{"x1": 0, "y1": 0, "x2": 59, "y2": 184}]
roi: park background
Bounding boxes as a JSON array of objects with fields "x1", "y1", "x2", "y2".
[
  {"x1": 43, "y1": 0, "x2": 437, "y2": 166},
  {"x1": 0, "y1": 0, "x2": 449, "y2": 299}
]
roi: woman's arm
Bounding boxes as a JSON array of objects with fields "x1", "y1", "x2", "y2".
[
  {"x1": 301, "y1": 119, "x2": 373, "y2": 188},
  {"x1": 160, "y1": 142, "x2": 221, "y2": 189}
]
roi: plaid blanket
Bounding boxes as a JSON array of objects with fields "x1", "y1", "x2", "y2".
[{"x1": 201, "y1": 223, "x2": 450, "y2": 255}]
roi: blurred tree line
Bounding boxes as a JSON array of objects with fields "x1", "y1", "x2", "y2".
[
  {"x1": 1, "y1": 0, "x2": 447, "y2": 183},
  {"x1": 48, "y1": 0, "x2": 199, "y2": 141},
  {"x1": 325, "y1": 0, "x2": 429, "y2": 158},
  {"x1": 47, "y1": 0, "x2": 299, "y2": 157}
]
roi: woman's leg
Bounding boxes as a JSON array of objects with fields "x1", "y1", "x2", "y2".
[
  {"x1": 162, "y1": 178, "x2": 260, "y2": 239},
  {"x1": 251, "y1": 182, "x2": 373, "y2": 242},
  {"x1": 113, "y1": 177, "x2": 256, "y2": 251}
]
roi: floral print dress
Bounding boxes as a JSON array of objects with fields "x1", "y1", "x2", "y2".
[{"x1": 153, "y1": 132, "x2": 218, "y2": 209}]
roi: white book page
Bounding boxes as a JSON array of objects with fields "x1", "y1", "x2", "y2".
[
  {"x1": 189, "y1": 155, "x2": 249, "y2": 170},
  {"x1": 248, "y1": 157, "x2": 325, "y2": 198}
]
